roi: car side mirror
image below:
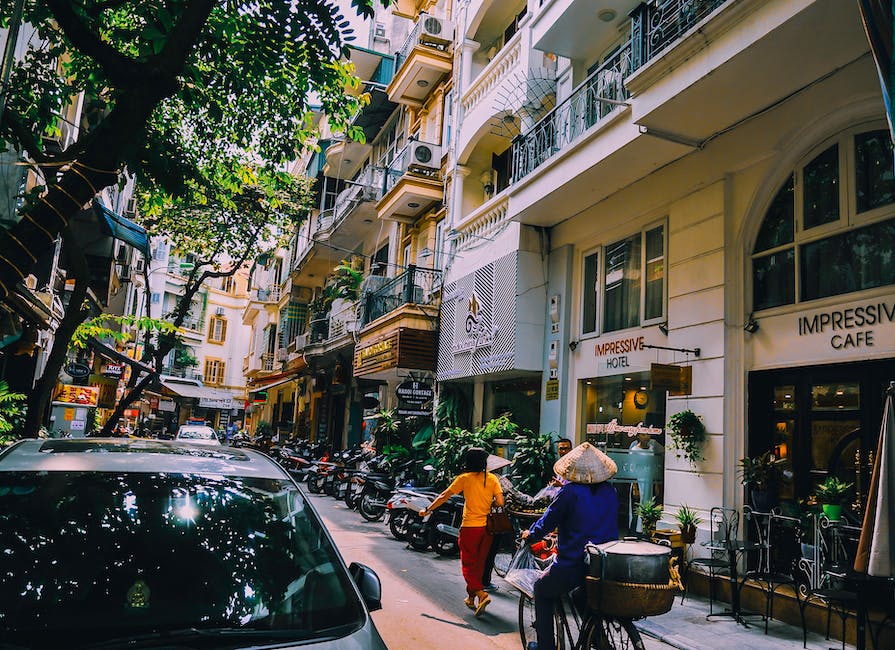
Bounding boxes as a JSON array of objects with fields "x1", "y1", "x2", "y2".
[{"x1": 348, "y1": 562, "x2": 381, "y2": 611}]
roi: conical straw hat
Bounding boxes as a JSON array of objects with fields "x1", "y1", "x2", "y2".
[{"x1": 554, "y1": 442, "x2": 617, "y2": 484}]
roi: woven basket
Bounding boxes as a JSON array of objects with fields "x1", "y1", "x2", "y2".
[{"x1": 585, "y1": 576, "x2": 679, "y2": 618}]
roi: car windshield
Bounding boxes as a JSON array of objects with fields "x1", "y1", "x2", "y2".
[
  {"x1": 178, "y1": 428, "x2": 215, "y2": 439},
  {"x1": 0, "y1": 472, "x2": 365, "y2": 648}
]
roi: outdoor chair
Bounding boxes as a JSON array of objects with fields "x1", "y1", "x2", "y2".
[
  {"x1": 682, "y1": 506, "x2": 738, "y2": 613},
  {"x1": 799, "y1": 519, "x2": 863, "y2": 650},
  {"x1": 742, "y1": 511, "x2": 805, "y2": 635}
]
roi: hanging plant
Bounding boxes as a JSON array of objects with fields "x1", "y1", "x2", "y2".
[{"x1": 666, "y1": 409, "x2": 707, "y2": 466}]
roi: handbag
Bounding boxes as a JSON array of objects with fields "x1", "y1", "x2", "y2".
[{"x1": 486, "y1": 502, "x2": 513, "y2": 535}]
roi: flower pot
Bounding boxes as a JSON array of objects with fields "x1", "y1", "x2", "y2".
[
  {"x1": 679, "y1": 524, "x2": 697, "y2": 544},
  {"x1": 822, "y1": 504, "x2": 842, "y2": 521},
  {"x1": 750, "y1": 489, "x2": 778, "y2": 513}
]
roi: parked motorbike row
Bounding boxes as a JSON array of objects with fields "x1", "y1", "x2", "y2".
[{"x1": 266, "y1": 441, "x2": 465, "y2": 557}]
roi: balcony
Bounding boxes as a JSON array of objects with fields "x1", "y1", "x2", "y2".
[
  {"x1": 303, "y1": 300, "x2": 360, "y2": 355},
  {"x1": 532, "y1": 0, "x2": 638, "y2": 64},
  {"x1": 626, "y1": 0, "x2": 869, "y2": 143},
  {"x1": 180, "y1": 317, "x2": 206, "y2": 334},
  {"x1": 360, "y1": 266, "x2": 441, "y2": 327},
  {"x1": 325, "y1": 166, "x2": 385, "y2": 248},
  {"x1": 387, "y1": 14, "x2": 453, "y2": 107},
  {"x1": 451, "y1": 193, "x2": 509, "y2": 251},
  {"x1": 377, "y1": 142, "x2": 444, "y2": 223},
  {"x1": 254, "y1": 286, "x2": 281, "y2": 303},
  {"x1": 512, "y1": 43, "x2": 632, "y2": 182},
  {"x1": 161, "y1": 366, "x2": 203, "y2": 381}
]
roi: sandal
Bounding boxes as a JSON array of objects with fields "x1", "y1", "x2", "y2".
[
  {"x1": 474, "y1": 594, "x2": 491, "y2": 617},
  {"x1": 464, "y1": 596, "x2": 476, "y2": 610}
]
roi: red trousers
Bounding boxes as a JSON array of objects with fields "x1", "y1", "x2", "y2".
[{"x1": 458, "y1": 526, "x2": 492, "y2": 595}]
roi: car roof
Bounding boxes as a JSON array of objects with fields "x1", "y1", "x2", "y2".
[{"x1": 0, "y1": 438, "x2": 288, "y2": 480}]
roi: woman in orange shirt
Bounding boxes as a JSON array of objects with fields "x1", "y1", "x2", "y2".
[{"x1": 420, "y1": 447, "x2": 504, "y2": 616}]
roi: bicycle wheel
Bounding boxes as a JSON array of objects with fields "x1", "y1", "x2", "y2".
[
  {"x1": 493, "y1": 535, "x2": 513, "y2": 578},
  {"x1": 518, "y1": 594, "x2": 567, "y2": 650},
  {"x1": 580, "y1": 615, "x2": 644, "y2": 650}
]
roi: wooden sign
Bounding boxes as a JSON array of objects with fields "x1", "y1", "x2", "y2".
[
  {"x1": 354, "y1": 327, "x2": 437, "y2": 377},
  {"x1": 650, "y1": 363, "x2": 692, "y2": 396},
  {"x1": 545, "y1": 379, "x2": 559, "y2": 401}
]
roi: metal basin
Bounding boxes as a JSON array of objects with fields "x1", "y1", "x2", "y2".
[{"x1": 586, "y1": 539, "x2": 671, "y2": 584}]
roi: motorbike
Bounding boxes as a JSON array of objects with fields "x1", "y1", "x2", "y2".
[
  {"x1": 405, "y1": 492, "x2": 464, "y2": 556},
  {"x1": 385, "y1": 487, "x2": 439, "y2": 540}
]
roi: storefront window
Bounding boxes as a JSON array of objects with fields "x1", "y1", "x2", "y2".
[
  {"x1": 803, "y1": 144, "x2": 839, "y2": 230},
  {"x1": 752, "y1": 128, "x2": 895, "y2": 311},
  {"x1": 582, "y1": 373, "x2": 665, "y2": 534},
  {"x1": 582, "y1": 252, "x2": 599, "y2": 334}
]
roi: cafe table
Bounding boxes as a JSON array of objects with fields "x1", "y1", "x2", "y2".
[{"x1": 702, "y1": 537, "x2": 765, "y2": 626}]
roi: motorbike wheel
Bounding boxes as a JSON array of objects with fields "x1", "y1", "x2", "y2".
[
  {"x1": 306, "y1": 474, "x2": 322, "y2": 494},
  {"x1": 344, "y1": 484, "x2": 359, "y2": 509},
  {"x1": 430, "y1": 529, "x2": 459, "y2": 557},
  {"x1": 358, "y1": 492, "x2": 385, "y2": 522},
  {"x1": 407, "y1": 524, "x2": 431, "y2": 552},
  {"x1": 323, "y1": 477, "x2": 336, "y2": 496},
  {"x1": 388, "y1": 511, "x2": 410, "y2": 540}
]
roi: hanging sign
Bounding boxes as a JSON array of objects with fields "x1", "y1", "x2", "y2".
[
  {"x1": 102, "y1": 363, "x2": 125, "y2": 379},
  {"x1": 395, "y1": 380, "x2": 434, "y2": 406},
  {"x1": 65, "y1": 362, "x2": 90, "y2": 379},
  {"x1": 53, "y1": 385, "x2": 99, "y2": 407},
  {"x1": 650, "y1": 363, "x2": 692, "y2": 396}
]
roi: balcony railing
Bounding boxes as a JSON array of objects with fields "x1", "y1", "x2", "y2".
[
  {"x1": 161, "y1": 366, "x2": 202, "y2": 381},
  {"x1": 332, "y1": 166, "x2": 385, "y2": 227},
  {"x1": 511, "y1": 43, "x2": 632, "y2": 182},
  {"x1": 261, "y1": 352, "x2": 274, "y2": 372},
  {"x1": 361, "y1": 265, "x2": 442, "y2": 326},
  {"x1": 181, "y1": 317, "x2": 205, "y2": 333},
  {"x1": 630, "y1": 0, "x2": 727, "y2": 71},
  {"x1": 382, "y1": 140, "x2": 441, "y2": 194},
  {"x1": 254, "y1": 286, "x2": 281, "y2": 303},
  {"x1": 307, "y1": 301, "x2": 359, "y2": 346},
  {"x1": 395, "y1": 15, "x2": 451, "y2": 70}
]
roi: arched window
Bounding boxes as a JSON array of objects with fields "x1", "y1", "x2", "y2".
[{"x1": 752, "y1": 128, "x2": 895, "y2": 312}]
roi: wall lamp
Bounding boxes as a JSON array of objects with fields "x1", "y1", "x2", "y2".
[
  {"x1": 568, "y1": 340, "x2": 578, "y2": 351},
  {"x1": 658, "y1": 322, "x2": 669, "y2": 335},
  {"x1": 744, "y1": 314, "x2": 760, "y2": 334}
]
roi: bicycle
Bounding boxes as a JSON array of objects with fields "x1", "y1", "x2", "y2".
[{"x1": 517, "y1": 582, "x2": 645, "y2": 650}]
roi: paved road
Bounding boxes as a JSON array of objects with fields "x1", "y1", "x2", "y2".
[{"x1": 308, "y1": 491, "x2": 672, "y2": 650}]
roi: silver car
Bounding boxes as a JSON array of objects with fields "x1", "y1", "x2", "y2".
[{"x1": 0, "y1": 438, "x2": 386, "y2": 649}]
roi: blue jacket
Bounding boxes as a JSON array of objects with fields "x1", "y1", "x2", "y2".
[{"x1": 527, "y1": 481, "x2": 619, "y2": 570}]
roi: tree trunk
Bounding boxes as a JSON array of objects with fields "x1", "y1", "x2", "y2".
[{"x1": 22, "y1": 245, "x2": 90, "y2": 436}]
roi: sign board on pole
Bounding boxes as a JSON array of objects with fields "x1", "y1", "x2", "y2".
[
  {"x1": 650, "y1": 363, "x2": 693, "y2": 396},
  {"x1": 395, "y1": 380, "x2": 434, "y2": 406}
]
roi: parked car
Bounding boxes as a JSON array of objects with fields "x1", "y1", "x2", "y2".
[
  {"x1": 0, "y1": 438, "x2": 385, "y2": 649},
  {"x1": 175, "y1": 424, "x2": 221, "y2": 446}
]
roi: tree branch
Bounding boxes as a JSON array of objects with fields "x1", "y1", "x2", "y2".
[
  {"x1": 3, "y1": 110, "x2": 51, "y2": 164},
  {"x1": 44, "y1": 0, "x2": 146, "y2": 86},
  {"x1": 153, "y1": 0, "x2": 216, "y2": 77}
]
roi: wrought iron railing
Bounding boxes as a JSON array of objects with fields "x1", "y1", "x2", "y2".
[
  {"x1": 254, "y1": 286, "x2": 281, "y2": 302},
  {"x1": 332, "y1": 166, "x2": 385, "y2": 227},
  {"x1": 383, "y1": 145, "x2": 411, "y2": 194},
  {"x1": 360, "y1": 265, "x2": 442, "y2": 326},
  {"x1": 630, "y1": 0, "x2": 727, "y2": 71},
  {"x1": 511, "y1": 43, "x2": 632, "y2": 181},
  {"x1": 161, "y1": 365, "x2": 202, "y2": 381},
  {"x1": 181, "y1": 317, "x2": 205, "y2": 333},
  {"x1": 309, "y1": 317, "x2": 329, "y2": 344},
  {"x1": 260, "y1": 352, "x2": 274, "y2": 372},
  {"x1": 395, "y1": 15, "x2": 451, "y2": 70}
]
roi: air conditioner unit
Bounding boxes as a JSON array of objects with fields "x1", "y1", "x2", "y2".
[
  {"x1": 419, "y1": 15, "x2": 452, "y2": 46},
  {"x1": 408, "y1": 141, "x2": 442, "y2": 172},
  {"x1": 214, "y1": 307, "x2": 225, "y2": 316},
  {"x1": 275, "y1": 349, "x2": 287, "y2": 362}
]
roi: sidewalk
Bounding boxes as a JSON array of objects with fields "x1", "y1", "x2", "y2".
[{"x1": 636, "y1": 593, "x2": 853, "y2": 650}]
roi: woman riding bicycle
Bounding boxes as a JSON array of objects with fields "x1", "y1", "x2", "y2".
[{"x1": 521, "y1": 442, "x2": 619, "y2": 650}]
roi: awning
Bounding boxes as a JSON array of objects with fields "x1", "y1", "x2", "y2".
[
  {"x1": 160, "y1": 379, "x2": 241, "y2": 410},
  {"x1": 87, "y1": 337, "x2": 156, "y2": 374},
  {"x1": 93, "y1": 200, "x2": 150, "y2": 257},
  {"x1": 353, "y1": 88, "x2": 397, "y2": 143},
  {"x1": 248, "y1": 375, "x2": 301, "y2": 394}
]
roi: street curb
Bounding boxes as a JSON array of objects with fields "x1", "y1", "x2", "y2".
[{"x1": 635, "y1": 620, "x2": 704, "y2": 650}]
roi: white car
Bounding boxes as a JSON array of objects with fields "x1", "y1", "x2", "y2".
[{"x1": 175, "y1": 425, "x2": 221, "y2": 446}]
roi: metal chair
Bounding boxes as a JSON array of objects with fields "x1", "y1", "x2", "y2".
[
  {"x1": 742, "y1": 511, "x2": 805, "y2": 635},
  {"x1": 682, "y1": 506, "x2": 738, "y2": 613}
]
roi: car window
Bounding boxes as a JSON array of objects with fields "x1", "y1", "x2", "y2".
[
  {"x1": 0, "y1": 472, "x2": 365, "y2": 648},
  {"x1": 177, "y1": 428, "x2": 215, "y2": 439}
]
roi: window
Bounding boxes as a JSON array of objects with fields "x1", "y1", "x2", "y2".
[
  {"x1": 152, "y1": 242, "x2": 167, "y2": 260},
  {"x1": 434, "y1": 220, "x2": 446, "y2": 270},
  {"x1": 582, "y1": 223, "x2": 666, "y2": 335},
  {"x1": 221, "y1": 276, "x2": 234, "y2": 293},
  {"x1": 751, "y1": 128, "x2": 895, "y2": 311},
  {"x1": 150, "y1": 293, "x2": 161, "y2": 304},
  {"x1": 204, "y1": 359, "x2": 226, "y2": 386},
  {"x1": 208, "y1": 317, "x2": 227, "y2": 343},
  {"x1": 402, "y1": 242, "x2": 412, "y2": 268}
]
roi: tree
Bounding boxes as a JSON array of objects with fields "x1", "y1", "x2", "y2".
[
  {"x1": 97, "y1": 177, "x2": 312, "y2": 436},
  {"x1": 0, "y1": 0, "x2": 379, "y2": 299}
]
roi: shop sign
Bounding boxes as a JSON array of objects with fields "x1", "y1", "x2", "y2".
[
  {"x1": 396, "y1": 408, "x2": 430, "y2": 417},
  {"x1": 396, "y1": 380, "x2": 434, "y2": 405},
  {"x1": 797, "y1": 299, "x2": 895, "y2": 350},
  {"x1": 158, "y1": 399, "x2": 175, "y2": 412},
  {"x1": 70, "y1": 420, "x2": 86, "y2": 431},
  {"x1": 199, "y1": 397, "x2": 232, "y2": 409},
  {"x1": 586, "y1": 419, "x2": 664, "y2": 438},
  {"x1": 149, "y1": 396, "x2": 160, "y2": 410},
  {"x1": 451, "y1": 290, "x2": 493, "y2": 354},
  {"x1": 592, "y1": 335, "x2": 649, "y2": 375},
  {"x1": 545, "y1": 379, "x2": 559, "y2": 401},
  {"x1": 102, "y1": 363, "x2": 124, "y2": 378},
  {"x1": 53, "y1": 384, "x2": 99, "y2": 407},
  {"x1": 65, "y1": 362, "x2": 90, "y2": 379},
  {"x1": 354, "y1": 331, "x2": 399, "y2": 376},
  {"x1": 650, "y1": 363, "x2": 692, "y2": 396}
]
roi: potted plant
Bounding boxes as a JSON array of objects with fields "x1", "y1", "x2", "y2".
[
  {"x1": 814, "y1": 477, "x2": 853, "y2": 521},
  {"x1": 635, "y1": 497, "x2": 663, "y2": 539},
  {"x1": 666, "y1": 410, "x2": 707, "y2": 465},
  {"x1": 675, "y1": 504, "x2": 702, "y2": 544},
  {"x1": 738, "y1": 451, "x2": 786, "y2": 512}
]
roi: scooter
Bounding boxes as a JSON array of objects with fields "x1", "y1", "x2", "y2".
[
  {"x1": 385, "y1": 487, "x2": 440, "y2": 540},
  {"x1": 405, "y1": 492, "x2": 464, "y2": 555}
]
